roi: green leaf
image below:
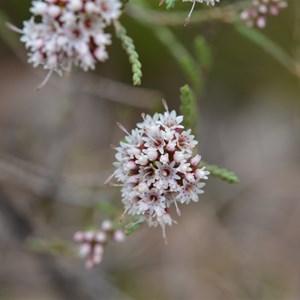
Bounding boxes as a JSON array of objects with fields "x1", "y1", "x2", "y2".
[
  {"x1": 114, "y1": 21, "x2": 143, "y2": 86},
  {"x1": 201, "y1": 162, "x2": 239, "y2": 184},
  {"x1": 180, "y1": 84, "x2": 198, "y2": 131}
]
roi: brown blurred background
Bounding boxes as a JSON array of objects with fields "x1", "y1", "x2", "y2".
[{"x1": 1, "y1": 1, "x2": 300, "y2": 299}]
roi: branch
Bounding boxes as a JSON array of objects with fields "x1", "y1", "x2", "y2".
[{"x1": 126, "y1": 2, "x2": 246, "y2": 26}]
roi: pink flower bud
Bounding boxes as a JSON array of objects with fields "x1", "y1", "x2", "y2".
[
  {"x1": 73, "y1": 231, "x2": 84, "y2": 242},
  {"x1": 96, "y1": 231, "x2": 107, "y2": 243},
  {"x1": 174, "y1": 151, "x2": 185, "y2": 163},
  {"x1": 102, "y1": 220, "x2": 113, "y2": 231},
  {"x1": 190, "y1": 155, "x2": 201, "y2": 167},
  {"x1": 185, "y1": 173, "x2": 195, "y2": 182},
  {"x1": 113, "y1": 230, "x2": 126, "y2": 242}
]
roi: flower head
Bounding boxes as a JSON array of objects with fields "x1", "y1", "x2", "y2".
[
  {"x1": 109, "y1": 102, "x2": 209, "y2": 238},
  {"x1": 74, "y1": 220, "x2": 125, "y2": 268},
  {"x1": 240, "y1": 0, "x2": 288, "y2": 29},
  {"x1": 10, "y1": 0, "x2": 122, "y2": 87}
]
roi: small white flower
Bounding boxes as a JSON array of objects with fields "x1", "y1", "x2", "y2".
[
  {"x1": 136, "y1": 154, "x2": 148, "y2": 166},
  {"x1": 160, "y1": 153, "x2": 169, "y2": 164},
  {"x1": 31, "y1": 1, "x2": 48, "y2": 14},
  {"x1": 173, "y1": 151, "x2": 185, "y2": 163},
  {"x1": 96, "y1": 232, "x2": 107, "y2": 243},
  {"x1": 143, "y1": 147, "x2": 158, "y2": 161},
  {"x1": 102, "y1": 220, "x2": 113, "y2": 231},
  {"x1": 98, "y1": 0, "x2": 122, "y2": 24},
  {"x1": 68, "y1": 0, "x2": 83, "y2": 11},
  {"x1": 190, "y1": 154, "x2": 201, "y2": 167},
  {"x1": 113, "y1": 230, "x2": 126, "y2": 242},
  {"x1": 176, "y1": 180, "x2": 206, "y2": 204},
  {"x1": 79, "y1": 243, "x2": 91, "y2": 257}
]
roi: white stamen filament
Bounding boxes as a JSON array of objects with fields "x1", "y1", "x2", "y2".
[
  {"x1": 6, "y1": 22, "x2": 24, "y2": 34},
  {"x1": 117, "y1": 122, "x2": 131, "y2": 136},
  {"x1": 35, "y1": 69, "x2": 54, "y2": 91},
  {"x1": 185, "y1": 1, "x2": 196, "y2": 26}
]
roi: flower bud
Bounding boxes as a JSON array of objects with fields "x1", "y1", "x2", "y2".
[
  {"x1": 102, "y1": 220, "x2": 113, "y2": 231},
  {"x1": 146, "y1": 148, "x2": 158, "y2": 161},
  {"x1": 68, "y1": 0, "x2": 83, "y2": 11},
  {"x1": 113, "y1": 230, "x2": 126, "y2": 242},
  {"x1": 174, "y1": 151, "x2": 185, "y2": 163},
  {"x1": 96, "y1": 231, "x2": 107, "y2": 243},
  {"x1": 160, "y1": 153, "x2": 169, "y2": 164},
  {"x1": 190, "y1": 154, "x2": 201, "y2": 167}
]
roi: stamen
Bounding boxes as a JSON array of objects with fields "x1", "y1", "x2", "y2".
[
  {"x1": 125, "y1": 218, "x2": 143, "y2": 229},
  {"x1": 6, "y1": 22, "x2": 24, "y2": 34},
  {"x1": 110, "y1": 183, "x2": 123, "y2": 187},
  {"x1": 117, "y1": 122, "x2": 131, "y2": 136},
  {"x1": 35, "y1": 69, "x2": 54, "y2": 91},
  {"x1": 173, "y1": 199, "x2": 181, "y2": 216},
  {"x1": 64, "y1": 60, "x2": 73, "y2": 77},
  {"x1": 162, "y1": 98, "x2": 169, "y2": 112},
  {"x1": 184, "y1": 0, "x2": 196, "y2": 26},
  {"x1": 144, "y1": 131, "x2": 160, "y2": 143},
  {"x1": 104, "y1": 172, "x2": 116, "y2": 185},
  {"x1": 162, "y1": 225, "x2": 168, "y2": 244}
]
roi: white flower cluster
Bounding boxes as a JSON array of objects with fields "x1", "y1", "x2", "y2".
[
  {"x1": 74, "y1": 220, "x2": 125, "y2": 268},
  {"x1": 18, "y1": 0, "x2": 122, "y2": 76},
  {"x1": 240, "y1": 0, "x2": 288, "y2": 28},
  {"x1": 110, "y1": 104, "x2": 209, "y2": 237}
]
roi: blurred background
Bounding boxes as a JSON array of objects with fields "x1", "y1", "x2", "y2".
[{"x1": 1, "y1": 0, "x2": 300, "y2": 299}]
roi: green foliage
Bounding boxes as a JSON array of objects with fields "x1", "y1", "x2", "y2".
[
  {"x1": 200, "y1": 162, "x2": 239, "y2": 184},
  {"x1": 180, "y1": 84, "x2": 198, "y2": 131},
  {"x1": 194, "y1": 36, "x2": 213, "y2": 71},
  {"x1": 114, "y1": 21, "x2": 143, "y2": 86}
]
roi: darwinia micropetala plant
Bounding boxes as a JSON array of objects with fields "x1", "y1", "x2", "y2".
[{"x1": 6, "y1": 0, "x2": 290, "y2": 268}]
